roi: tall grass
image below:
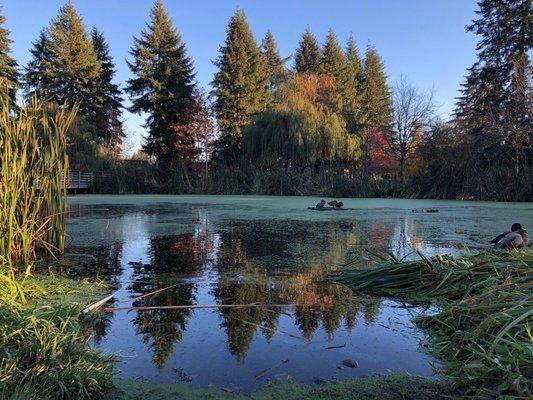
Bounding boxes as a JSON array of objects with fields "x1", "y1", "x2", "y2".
[
  {"x1": 331, "y1": 250, "x2": 533, "y2": 398},
  {"x1": 0, "y1": 98, "x2": 113, "y2": 399},
  {"x1": 0, "y1": 98, "x2": 75, "y2": 267}
]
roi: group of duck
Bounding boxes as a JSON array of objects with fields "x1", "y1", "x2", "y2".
[{"x1": 313, "y1": 199, "x2": 344, "y2": 210}]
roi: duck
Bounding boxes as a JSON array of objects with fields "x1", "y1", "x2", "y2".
[
  {"x1": 315, "y1": 199, "x2": 326, "y2": 209},
  {"x1": 490, "y1": 223, "x2": 528, "y2": 249}
]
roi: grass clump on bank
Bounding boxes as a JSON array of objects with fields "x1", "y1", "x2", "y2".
[
  {"x1": 331, "y1": 249, "x2": 533, "y2": 399},
  {"x1": 0, "y1": 270, "x2": 114, "y2": 400}
]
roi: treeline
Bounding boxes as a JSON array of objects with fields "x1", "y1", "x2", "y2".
[{"x1": 0, "y1": 0, "x2": 530, "y2": 200}]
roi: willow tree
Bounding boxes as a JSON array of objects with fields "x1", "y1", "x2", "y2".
[{"x1": 243, "y1": 73, "x2": 360, "y2": 169}]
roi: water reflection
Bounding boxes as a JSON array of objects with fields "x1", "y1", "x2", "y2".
[{"x1": 65, "y1": 199, "x2": 483, "y2": 390}]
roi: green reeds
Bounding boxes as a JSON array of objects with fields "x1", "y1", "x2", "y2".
[
  {"x1": 0, "y1": 97, "x2": 76, "y2": 267},
  {"x1": 331, "y1": 250, "x2": 533, "y2": 398}
]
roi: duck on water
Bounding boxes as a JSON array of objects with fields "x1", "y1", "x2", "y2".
[
  {"x1": 490, "y1": 223, "x2": 528, "y2": 249},
  {"x1": 309, "y1": 199, "x2": 346, "y2": 211}
]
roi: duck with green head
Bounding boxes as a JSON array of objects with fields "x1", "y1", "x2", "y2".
[{"x1": 490, "y1": 223, "x2": 528, "y2": 249}]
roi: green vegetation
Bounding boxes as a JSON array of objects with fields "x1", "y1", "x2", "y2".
[
  {"x1": 0, "y1": 274, "x2": 113, "y2": 400},
  {"x1": 126, "y1": 0, "x2": 197, "y2": 173},
  {"x1": 331, "y1": 249, "x2": 533, "y2": 398},
  {"x1": 211, "y1": 10, "x2": 270, "y2": 161},
  {"x1": 0, "y1": 0, "x2": 529, "y2": 200},
  {"x1": 107, "y1": 375, "x2": 449, "y2": 400},
  {"x1": 0, "y1": 98, "x2": 113, "y2": 399}
]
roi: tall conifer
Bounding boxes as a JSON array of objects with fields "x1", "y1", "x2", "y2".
[
  {"x1": 43, "y1": 1, "x2": 101, "y2": 115},
  {"x1": 126, "y1": 0, "x2": 196, "y2": 171},
  {"x1": 361, "y1": 45, "x2": 392, "y2": 130},
  {"x1": 0, "y1": 12, "x2": 19, "y2": 103},
  {"x1": 261, "y1": 30, "x2": 289, "y2": 94},
  {"x1": 343, "y1": 36, "x2": 364, "y2": 132},
  {"x1": 24, "y1": 29, "x2": 53, "y2": 99},
  {"x1": 91, "y1": 28, "x2": 124, "y2": 152},
  {"x1": 321, "y1": 30, "x2": 346, "y2": 79},
  {"x1": 294, "y1": 28, "x2": 322, "y2": 74},
  {"x1": 211, "y1": 10, "x2": 269, "y2": 161}
]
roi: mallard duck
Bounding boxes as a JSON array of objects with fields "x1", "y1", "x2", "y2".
[
  {"x1": 491, "y1": 223, "x2": 528, "y2": 249},
  {"x1": 315, "y1": 199, "x2": 326, "y2": 209}
]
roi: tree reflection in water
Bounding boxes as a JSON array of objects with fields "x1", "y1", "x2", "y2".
[{"x1": 72, "y1": 215, "x2": 427, "y2": 369}]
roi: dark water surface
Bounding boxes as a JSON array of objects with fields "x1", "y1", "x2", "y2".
[{"x1": 63, "y1": 195, "x2": 532, "y2": 391}]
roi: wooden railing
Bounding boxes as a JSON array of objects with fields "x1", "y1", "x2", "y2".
[{"x1": 66, "y1": 171, "x2": 111, "y2": 190}]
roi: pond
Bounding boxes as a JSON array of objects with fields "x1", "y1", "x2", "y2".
[{"x1": 63, "y1": 195, "x2": 532, "y2": 392}]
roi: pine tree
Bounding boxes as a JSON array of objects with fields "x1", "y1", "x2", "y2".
[
  {"x1": 321, "y1": 30, "x2": 346, "y2": 80},
  {"x1": 361, "y1": 45, "x2": 392, "y2": 130},
  {"x1": 0, "y1": 12, "x2": 19, "y2": 103},
  {"x1": 342, "y1": 36, "x2": 364, "y2": 132},
  {"x1": 454, "y1": 0, "x2": 532, "y2": 199},
  {"x1": 294, "y1": 28, "x2": 322, "y2": 74},
  {"x1": 456, "y1": 0, "x2": 531, "y2": 144},
  {"x1": 211, "y1": 10, "x2": 269, "y2": 161},
  {"x1": 24, "y1": 29, "x2": 53, "y2": 99},
  {"x1": 91, "y1": 27, "x2": 124, "y2": 152},
  {"x1": 126, "y1": 0, "x2": 196, "y2": 172},
  {"x1": 260, "y1": 30, "x2": 289, "y2": 94},
  {"x1": 41, "y1": 1, "x2": 101, "y2": 116}
]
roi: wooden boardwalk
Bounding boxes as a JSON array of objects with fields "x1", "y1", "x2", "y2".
[{"x1": 67, "y1": 171, "x2": 110, "y2": 191}]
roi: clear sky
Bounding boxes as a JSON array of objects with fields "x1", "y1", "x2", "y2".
[{"x1": 3, "y1": 0, "x2": 479, "y2": 153}]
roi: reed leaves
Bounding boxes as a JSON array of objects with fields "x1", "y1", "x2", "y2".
[{"x1": 331, "y1": 250, "x2": 533, "y2": 398}]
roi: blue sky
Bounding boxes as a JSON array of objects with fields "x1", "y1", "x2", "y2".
[{"x1": 3, "y1": 0, "x2": 478, "y2": 153}]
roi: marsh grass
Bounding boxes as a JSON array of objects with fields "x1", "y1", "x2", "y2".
[
  {"x1": 0, "y1": 98, "x2": 114, "y2": 399},
  {"x1": 0, "y1": 274, "x2": 113, "y2": 400},
  {"x1": 331, "y1": 250, "x2": 533, "y2": 398},
  {"x1": 0, "y1": 98, "x2": 74, "y2": 268}
]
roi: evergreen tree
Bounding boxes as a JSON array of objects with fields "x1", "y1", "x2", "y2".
[
  {"x1": 456, "y1": 0, "x2": 531, "y2": 144},
  {"x1": 454, "y1": 0, "x2": 532, "y2": 199},
  {"x1": 294, "y1": 28, "x2": 322, "y2": 74},
  {"x1": 91, "y1": 27, "x2": 124, "y2": 152},
  {"x1": 342, "y1": 36, "x2": 364, "y2": 132},
  {"x1": 24, "y1": 29, "x2": 53, "y2": 99},
  {"x1": 0, "y1": 12, "x2": 19, "y2": 103},
  {"x1": 321, "y1": 30, "x2": 346, "y2": 80},
  {"x1": 211, "y1": 10, "x2": 269, "y2": 161},
  {"x1": 260, "y1": 30, "x2": 289, "y2": 94},
  {"x1": 361, "y1": 45, "x2": 392, "y2": 130},
  {"x1": 40, "y1": 1, "x2": 101, "y2": 115},
  {"x1": 126, "y1": 0, "x2": 196, "y2": 172}
]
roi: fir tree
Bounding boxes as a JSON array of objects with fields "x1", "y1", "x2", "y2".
[
  {"x1": 126, "y1": 0, "x2": 196, "y2": 172},
  {"x1": 24, "y1": 29, "x2": 53, "y2": 99},
  {"x1": 41, "y1": 1, "x2": 101, "y2": 115},
  {"x1": 321, "y1": 30, "x2": 346, "y2": 80},
  {"x1": 260, "y1": 30, "x2": 289, "y2": 94},
  {"x1": 456, "y1": 0, "x2": 531, "y2": 144},
  {"x1": 342, "y1": 36, "x2": 364, "y2": 132},
  {"x1": 91, "y1": 27, "x2": 124, "y2": 152},
  {"x1": 454, "y1": 0, "x2": 532, "y2": 198},
  {"x1": 361, "y1": 45, "x2": 392, "y2": 130},
  {"x1": 0, "y1": 12, "x2": 19, "y2": 103},
  {"x1": 211, "y1": 10, "x2": 269, "y2": 161},
  {"x1": 294, "y1": 28, "x2": 321, "y2": 74}
]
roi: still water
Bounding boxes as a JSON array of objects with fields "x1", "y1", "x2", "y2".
[{"x1": 63, "y1": 195, "x2": 532, "y2": 391}]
